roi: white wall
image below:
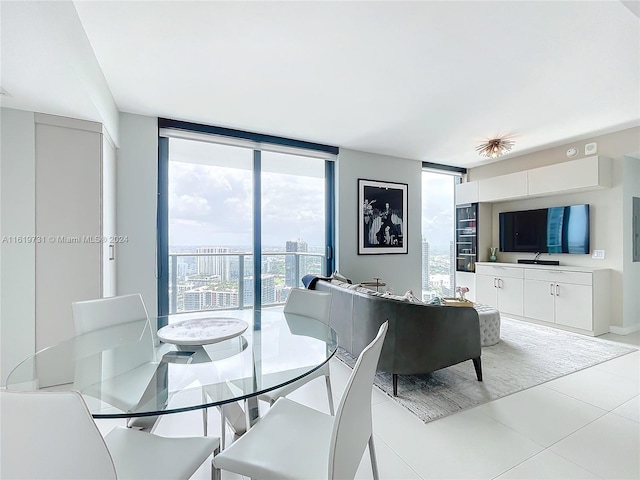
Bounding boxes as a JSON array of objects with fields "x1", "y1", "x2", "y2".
[
  {"x1": 0, "y1": 108, "x2": 36, "y2": 385},
  {"x1": 336, "y1": 149, "x2": 422, "y2": 294},
  {"x1": 116, "y1": 113, "x2": 159, "y2": 318},
  {"x1": 468, "y1": 127, "x2": 640, "y2": 330}
]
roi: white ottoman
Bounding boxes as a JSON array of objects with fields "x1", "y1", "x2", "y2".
[{"x1": 473, "y1": 303, "x2": 501, "y2": 346}]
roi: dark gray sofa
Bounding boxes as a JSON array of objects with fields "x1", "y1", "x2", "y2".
[{"x1": 311, "y1": 279, "x2": 482, "y2": 395}]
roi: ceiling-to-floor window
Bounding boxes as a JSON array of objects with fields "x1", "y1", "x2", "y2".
[
  {"x1": 421, "y1": 166, "x2": 463, "y2": 301},
  {"x1": 157, "y1": 119, "x2": 337, "y2": 319}
]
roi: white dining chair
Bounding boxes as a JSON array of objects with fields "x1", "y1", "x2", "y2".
[
  {"x1": 71, "y1": 293, "x2": 158, "y2": 430},
  {"x1": 213, "y1": 321, "x2": 388, "y2": 480},
  {"x1": 258, "y1": 288, "x2": 334, "y2": 412},
  {"x1": 0, "y1": 390, "x2": 221, "y2": 480},
  {"x1": 204, "y1": 288, "x2": 334, "y2": 448}
]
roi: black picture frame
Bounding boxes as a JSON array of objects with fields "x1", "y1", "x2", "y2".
[{"x1": 358, "y1": 178, "x2": 408, "y2": 255}]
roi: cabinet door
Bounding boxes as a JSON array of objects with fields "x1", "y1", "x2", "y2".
[
  {"x1": 524, "y1": 279, "x2": 555, "y2": 322},
  {"x1": 555, "y1": 283, "x2": 592, "y2": 331},
  {"x1": 35, "y1": 122, "x2": 102, "y2": 350},
  {"x1": 478, "y1": 171, "x2": 528, "y2": 202},
  {"x1": 497, "y1": 277, "x2": 524, "y2": 316},
  {"x1": 455, "y1": 182, "x2": 478, "y2": 205},
  {"x1": 475, "y1": 274, "x2": 497, "y2": 308}
]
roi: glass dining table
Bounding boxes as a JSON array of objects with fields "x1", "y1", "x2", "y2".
[{"x1": 5, "y1": 309, "x2": 338, "y2": 430}]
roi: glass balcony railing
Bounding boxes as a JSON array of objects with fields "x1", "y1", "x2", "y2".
[{"x1": 168, "y1": 251, "x2": 326, "y2": 315}]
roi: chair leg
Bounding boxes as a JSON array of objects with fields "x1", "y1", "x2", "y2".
[
  {"x1": 211, "y1": 446, "x2": 221, "y2": 480},
  {"x1": 220, "y1": 408, "x2": 226, "y2": 449},
  {"x1": 392, "y1": 373, "x2": 398, "y2": 396},
  {"x1": 201, "y1": 387, "x2": 208, "y2": 436},
  {"x1": 325, "y1": 375, "x2": 335, "y2": 415},
  {"x1": 473, "y1": 357, "x2": 483, "y2": 381},
  {"x1": 368, "y1": 435, "x2": 380, "y2": 480}
]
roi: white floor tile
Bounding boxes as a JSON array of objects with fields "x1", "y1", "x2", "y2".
[
  {"x1": 354, "y1": 435, "x2": 421, "y2": 480},
  {"x1": 543, "y1": 366, "x2": 639, "y2": 411},
  {"x1": 474, "y1": 385, "x2": 606, "y2": 446},
  {"x1": 373, "y1": 401, "x2": 543, "y2": 479},
  {"x1": 612, "y1": 395, "x2": 640, "y2": 423},
  {"x1": 550, "y1": 412, "x2": 640, "y2": 479},
  {"x1": 592, "y1": 350, "x2": 640, "y2": 381},
  {"x1": 495, "y1": 449, "x2": 600, "y2": 479},
  {"x1": 600, "y1": 331, "x2": 640, "y2": 347}
]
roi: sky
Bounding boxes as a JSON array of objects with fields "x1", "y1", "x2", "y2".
[
  {"x1": 168, "y1": 137, "x2": 456, "y2": 249},
  {"x1": 168, "y1": 139, "x2": 325, "y2": 247}
]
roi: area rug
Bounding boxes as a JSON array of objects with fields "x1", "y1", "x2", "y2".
[{"x1": 335, "y1": 317, "x2": 636, "y2": 423}]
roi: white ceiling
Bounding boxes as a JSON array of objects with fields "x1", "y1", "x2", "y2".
[{"x1": 2, "y1": 1, "x2": 639, "y2": 168}]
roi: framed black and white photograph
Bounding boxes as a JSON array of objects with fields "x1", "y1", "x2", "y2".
[{"x1": 358, "y1": 178, "x2": 408, "y2": 255}]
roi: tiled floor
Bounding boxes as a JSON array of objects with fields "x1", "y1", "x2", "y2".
[{"x1": 96, "y1": 330, "x2": 640, "y2": 479}]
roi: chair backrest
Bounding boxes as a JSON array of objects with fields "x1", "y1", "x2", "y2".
[
  {"x1": 328, "y1": 321, "x2": 388, "y2": 479},
  {"x1": 0, "y1": 390, "x2": 117, "y2": 479},
  {"x1": 284, "y1": 288, "x2": 332, "y2": 325},
  {"x1": 72, "y1": 293, "x2": 149, "y2": 334},
  {"x1": 71, "y1": 294, "x2": 155, "y2": 388}
]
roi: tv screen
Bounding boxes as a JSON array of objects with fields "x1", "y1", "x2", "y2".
[{"x1": 499, "y1": 205, "x2": 590, "y2": 254}]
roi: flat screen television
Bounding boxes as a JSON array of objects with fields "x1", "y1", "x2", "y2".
[{"x1": 499, "y1": 204, "x2": 590, "y2": 254}]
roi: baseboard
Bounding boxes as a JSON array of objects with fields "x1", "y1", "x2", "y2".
[{"x1": 609, "y1": 324, "x2": 640, "y2": 335}]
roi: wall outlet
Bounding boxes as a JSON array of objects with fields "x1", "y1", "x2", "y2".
[{"x1": 592, "y1": 249, "x2": 605, "y2": 259}]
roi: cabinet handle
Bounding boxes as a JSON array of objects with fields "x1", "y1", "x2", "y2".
[
  {"x1": 550, "y1": 283, "x2": 554, "y2": 296},
  {"x1": 498, "y1": 278, "x2": 503, "y2": 289},
  {"x1": 555, "y1": 284, "x2": 559, "y2": 296},
  {"x1": 109, "y1": 244, "x2": 115, "y2": 261},
  {"x1": 493, "y1": 277, "x2": 498, "y2": 288}
]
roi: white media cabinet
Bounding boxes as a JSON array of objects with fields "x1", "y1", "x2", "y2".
[{"x1": 475, "y1": 262, "x2": 610, "y2": 336}]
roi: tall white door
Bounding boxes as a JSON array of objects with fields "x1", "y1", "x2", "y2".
[{"x1": 35, "y1": 116, "x2": 103, "y2": 350}]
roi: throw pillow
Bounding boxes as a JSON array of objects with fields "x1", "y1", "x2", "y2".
[
  {"x1": 381, "y1": 291, "x2": 408, "y2": 302},
  {"x1": 330, "y1": 271, "x2": 352, "y2": 284},
  {"x1": 402, "y1": 290, "x2": 424, "y2": 304}
]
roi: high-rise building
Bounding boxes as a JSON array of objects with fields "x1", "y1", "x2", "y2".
[
  {"x1": 285, "y1": 239, "x2": 308, "y2": 287},
  {"x1": 445, "y1": 240, "x2": 455, "y2": 297},
  {"x1": 183, "y1": 287, "x2": 214, "y2": 311},
  {"x1": 183, "y1": 286, "x2": 239, "y2": 311},
  {"x1": 197, "y1": 247, "x2": 231, "y2": 281},
  {"x1": 243, "y1": 274, "x2": 276, "y2": 307},
  {"x1": 421, "y1": 237, "x2": 430, "y2": 291}
]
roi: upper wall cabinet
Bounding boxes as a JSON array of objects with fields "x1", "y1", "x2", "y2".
[
  {"x1": 478, "y1": 171, "x2": 528, "y2": 203},
  {"x1": 527, "y1": 156, "x2": 611, "y2": 197},
  {"x1": 455, "y1": 181, "x2": 479, "y2": 205},
  {"x1": 461, "y1": 155, "x2": 613, "y2": 204}
]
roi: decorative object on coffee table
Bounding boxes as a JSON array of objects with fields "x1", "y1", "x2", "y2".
[
  {"x1": 360, "y1": 277, "x2": 386, "y2": 292},
  {"x1": 456, "y1": 286, "x2": 469, "y2": 301},
  {"x1": 442, "y1": 298, "x2": 474, "y2": 307},
  {"x1": 358, "y1": 178, "x2": 408, "y2": 255}
]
